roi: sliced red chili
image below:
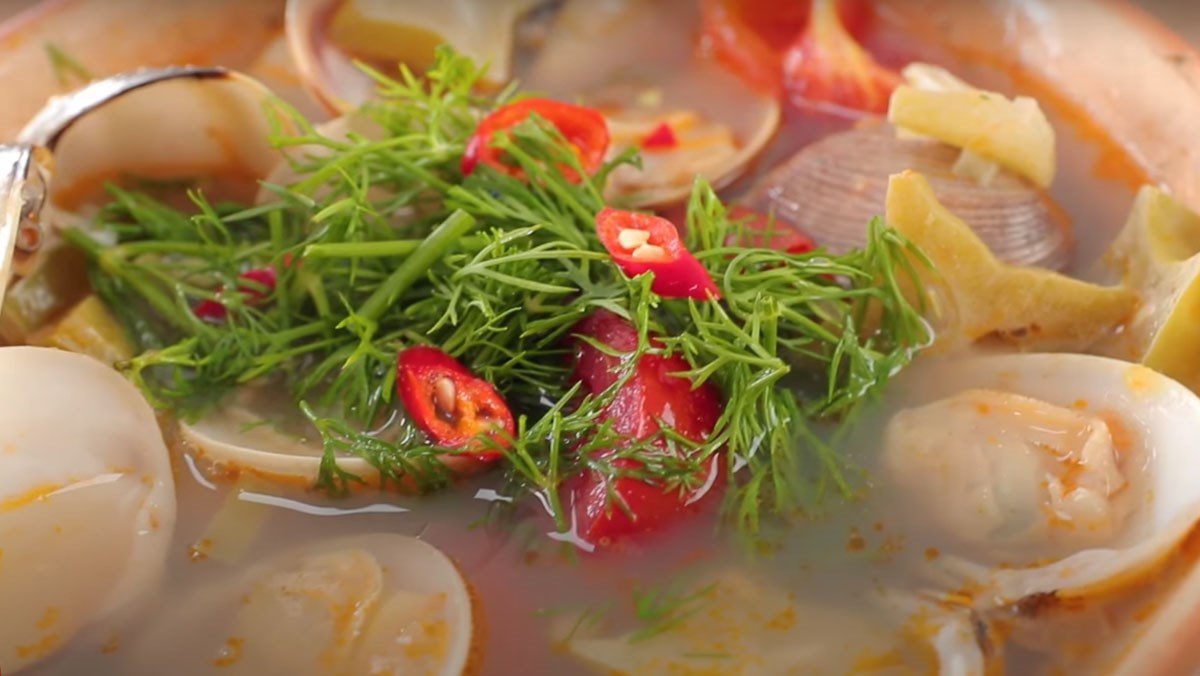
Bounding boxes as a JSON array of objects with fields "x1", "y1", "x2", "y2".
[
  {"x1": 396, "y1": 346, "x2": 515, "y2": 461},
  {"x1": 194, "y1": 266, "x2": 278, "y2": 322},
  {"x1": 596, "y1": 208, "x2": 721, "y2": 301},
  {"x1": 567, "y1": 310, "x2": 724, "y2": 546},
  {"x1": 782, "y1": 0, "x2": 899, "y2": 114},
  {"x1": 726, "y1": 205, "x2": 816, "y2": 254},
  {"x1": 461, "y1": 98, "x2": 610, "y2": 182},
  {"x1": 640, "y1": 122, "x2": 679, "y2": 150}
]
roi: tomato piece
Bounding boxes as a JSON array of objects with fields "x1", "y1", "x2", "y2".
[
  {"x1": 595, "y1": 208, "x2": 721, "y2": 301},
  {"x1": 726, "y1": 205, "x2": 816, "y2": 254},
  {"x1": 568, "y1": 310, "x2": 724, "y2": 546},
  {"x1": 194, "y1": 266, "x2": 278, "y2": 322},
  {"x1": 461, "y1": 98, "x2": 610, "y2": 182},
  {"x1": 700, "y1": 0, "x2": 872, "y2": 97},
  {"x1": 640, "y1": 122, "x2": 679, "y2": 151},
  {"x1": 782, "y1": 0, "x2": 900, "y2": 114},
  {"x1": 396, "y1": 346, "x2": 515, "y2": 461},
  {"x1": 700, "y1": 0, "x2": 811, "y2": 96}
]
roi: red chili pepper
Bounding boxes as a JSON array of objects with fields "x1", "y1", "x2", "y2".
[
  {"x1": 596, "y1": 208, "x2": 721, "y2": 301},
  {"x1": 461, "y1": 98, "x2": 610, "y2": 182},
  {"x1": 726, "y1": 205, "x2": 816, "y2": 254},
  {"x1": 567, "y1": 310, "x2": 724, "y2": 546},
  {"x1": 396, "y1": 346, "x2": 515, "y2": 461},
  {"x1": 194, "y1": 266, "x2": 278, "y2": 322},
  {"x1": 782, "y1": 0, "x2": 899, "y2": 114},
  {"x1": 640, "y1": 122, "x2": 679, "y2": 150}
]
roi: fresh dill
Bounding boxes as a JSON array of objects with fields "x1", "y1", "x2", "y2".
[
  {"x1": 66, "y1": 46, "x2": 932, "y2": 538},
  {"x1": 44, "y1": 42, "x2": 93, "y2": 87},
  {"x1": 628, "y1": 581, "x2": 718, "y2": 643}
]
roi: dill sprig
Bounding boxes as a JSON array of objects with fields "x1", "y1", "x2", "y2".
[{"x1": 67, "y1": 46, "x2": 932, "y2": 537}]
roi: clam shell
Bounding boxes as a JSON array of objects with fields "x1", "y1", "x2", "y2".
[
  {"x1": 746, "y1": 123, "x2": 1072, "y2": 270},
  {"x1": 0, "y1": 0, "x2": 284, "y2": 139},
  {"x1": 126, "y1": 534, "x2": 474, "y2": 676},
  {"x1": 180, "y1": 401, "x2": 489, "y2": 492},
  {"x1": 883, "y1": 353, "x2": 1200, "y2": 607},
  {"x1": 286, "y1": 0, "x2": 540, "y2": 114},
  {"x1": 23, "y1": 68, "x2": 292, "y2": 212},
  {"x1": 519, "y1": 0, "x2": 780, "y2": 208}
]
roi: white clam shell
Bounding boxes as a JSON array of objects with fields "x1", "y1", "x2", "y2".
[
  {"x1": 21, "y1": 68, "x2": 292, "y2": 213},
  {"x1": 0, "y1": 346, "x2": 175, "y2": 673},
  {"x1": 518, "y1": 0, "x2": 781, "y2": 208},
  {"x1": 884, "y1": 353, "x2": 1200, "y2": 607},
  {"x1": 0, "y1": 0, "x2": 285, "y2": 140},
  {"x1": 180, "y1": 405, "x2": 377, "y2": 489},
  {"x1": 285, "y1": 0, "x2": 540, "y2": 114},
  {"x1": 126, "y1": 533, "x2": 474, "y2": 675},
  {"x1": 180, "y1": 401, "x2": 487, "y2": 491}
]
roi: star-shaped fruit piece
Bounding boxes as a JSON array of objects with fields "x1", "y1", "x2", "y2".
[
  {"x1": 1104, "y1": 186, "x2": 1200, "y2": 392},
  {"x1": 886, "y1": 171, "x2": 1137, "y2": 350}
]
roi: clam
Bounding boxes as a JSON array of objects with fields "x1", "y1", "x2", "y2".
[
  {"x1": 20, "y1": 67, "x2": 290, "y2": 214},
  {"x1": 285, "y1": 0, "x2": 542, "y2": 113},
  {"x1": 876, "y1": 353, "x2": 1200, "y2": 611},
  {"x1": 565, "y1": 570, "x2": 988, "y2": 673},
  {"x1": 126, "y1": 534, "x2": 475, "y2": 675},
  {"x1": 518, "y1": 0, "x2": 781, "y2": 207},
  {"x1": 0, "y1": 346, "x2": 175, "y2": 673},
  {"x1": 745, "y1": 123, "x2": 1072, "y2": 270},
  {"x1": 0, "y1": 0, "x2": 286, "y2": 140},
  {"x1": 179, "y1": 396, "x2": 489, "y2": 491},
  {"x1": 0, "y1": 67, "x2": 293, "y2": 337}
]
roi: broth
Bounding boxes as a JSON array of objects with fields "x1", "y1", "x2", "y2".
[{"x1": 10, "y1": 4, "x2": 1184, "y2": 675}]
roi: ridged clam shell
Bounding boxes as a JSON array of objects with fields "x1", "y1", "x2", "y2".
[{"x1": 746, "y1": 123, "x2": 1073, "y2": 270}]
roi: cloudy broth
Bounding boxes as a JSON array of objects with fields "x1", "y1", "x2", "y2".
[{"x1": 21, "y1": 18, "x2": 1167, "y2": 675}]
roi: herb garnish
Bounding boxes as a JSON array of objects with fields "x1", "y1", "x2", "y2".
[{"x1": 65, "y1": 47, "x2": 932, "y2": 536}]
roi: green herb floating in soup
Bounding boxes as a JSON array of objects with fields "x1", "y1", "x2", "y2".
[{"x1": 65, "y1": 48, "x2": 931, "y2": 543}]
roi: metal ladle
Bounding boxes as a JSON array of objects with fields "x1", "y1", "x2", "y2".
[{"x1": 0, "y1": 66, "x2": 229, "y2": 309}]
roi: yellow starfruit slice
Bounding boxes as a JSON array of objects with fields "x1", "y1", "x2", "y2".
[
  {"x1": 1104, "y1": 186, "x2": 1200, "y2": 391},
  {"x1": 886, "y1": 171, "x2": 1137, "y2": 350},
  {"x1": 888, "y1": 75, "x2": 1056, "y2": 188}
]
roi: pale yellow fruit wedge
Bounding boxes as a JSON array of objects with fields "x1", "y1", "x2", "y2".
[
  {"x1": 1104, "y1": 186, "x2": 1200, "y2": 392},
  {"x1": 328, "y1": 0, "x2": 539, "y2": 84},
  {"x1": 886, "y1": 171, "x2": 1137, "y2": 350},
  {"x1": 889, "y1": 85, "x2": 1056, "y2": 188},
  {"x1": 33, "y1": 295, "x2": 134, "y2": 367}
]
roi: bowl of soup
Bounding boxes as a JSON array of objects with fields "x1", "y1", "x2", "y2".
[{"x1": 4, "y1": 1, "x2": 1200, "y2": 673}]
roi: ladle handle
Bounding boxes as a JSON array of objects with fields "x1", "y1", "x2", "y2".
[{"x1": 0, "y1": 144, "x2": 34, "y2": 310}]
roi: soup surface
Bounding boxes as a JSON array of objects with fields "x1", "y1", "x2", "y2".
[{"x1": 4, "y1": 2, "x2": 1200, "y2": 675}]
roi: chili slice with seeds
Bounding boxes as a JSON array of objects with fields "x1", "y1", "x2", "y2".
[
  {"x1": 396, "y1": 346, "x2": 515, "y2": 461},
  {"x1": 596, "y1": 208, "x2": 721, "y2": 301}
]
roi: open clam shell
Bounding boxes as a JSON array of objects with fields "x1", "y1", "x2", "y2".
[
  {"x1": 21, "y1": 67, "x2": 291, "y2": 213},
  {"x1": 1, "y1": 67, "x2": 290, "y2": 311},
  {"x1": 746, "y1": 123, "x2": 1072, "y2": 270},
  {"x1": 519, "y1": 0, "x2": 781, "y2": 208},
  {"x1": 286, "y1": 0, "x2": 540, "y2": 114},
  {"x1": 179, "y1": 399, "x2": 489, "y2": 492},
  {"x1": 880, "y1": 353, "x2": 1200, "y2": 609},
  {"x1": 0, "y1": 0, "x2": 285, "y2": 140},
  {"x1": 126, "y1": 534, "x2": 475, "y2": 675}
]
